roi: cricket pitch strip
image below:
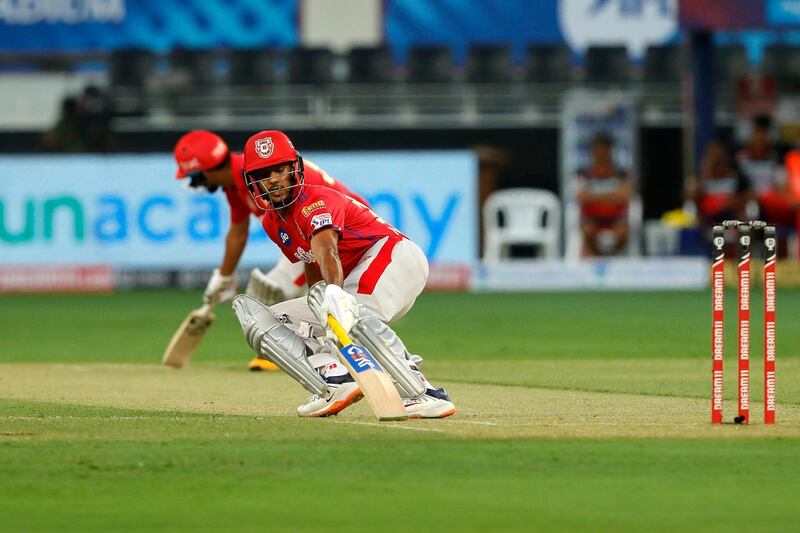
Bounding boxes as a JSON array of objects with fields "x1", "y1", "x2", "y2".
[{"x1": 2, "y1": 360, "x2": 799, "y2": 439}]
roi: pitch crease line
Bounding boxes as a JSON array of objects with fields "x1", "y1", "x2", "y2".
[{"x1": 336, "y1": 421, "x2": 445, "y2": 433}]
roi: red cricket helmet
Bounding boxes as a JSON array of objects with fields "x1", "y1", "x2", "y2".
[
  {"x1": 243, "y1": 130, "x2": 305, "y2": 210},
  {"x1": 173, "y1": 130, "x2": 229, "y2": 179}
]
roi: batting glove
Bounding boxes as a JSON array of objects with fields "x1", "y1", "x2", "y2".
[
  {"x1": 322, "y1": 284, "x2": 359, "y2": 341},
  {"x1": 203, "y1": 268, "x2": 238, "y2": 305}
]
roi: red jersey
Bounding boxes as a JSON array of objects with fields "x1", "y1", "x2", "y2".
[
  {"x1": 226, "y1": 153, "x2": 368, "y2": 224},
  {"x1": 736, "y1": 146, "x2": 784, "y2": 194},
  {"x1": 577, "y1": 165, "x2": 630, "y2": 219},
  {"x1": 261, "y1": 185, "x2": 404, "y2": 278}
]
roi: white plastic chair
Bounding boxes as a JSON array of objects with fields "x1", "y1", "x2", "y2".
[{"x1": 482, "y1": 188, "x2": 561, "y2": 262}]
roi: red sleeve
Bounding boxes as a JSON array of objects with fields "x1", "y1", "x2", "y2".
[
  {"x1": 297, "y1": 191, "x2": 346, "y2": 239},
  {"x1": 225, "y1": 187, "x2": 250, "y2": 224}
]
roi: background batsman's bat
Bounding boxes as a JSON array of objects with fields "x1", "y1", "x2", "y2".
[
  {"x1": 162, "y1": 304, "x2": 215, "y2": 368},
  {"x1": 327, "y1": 314, "x2": 407, "y2": 421}
]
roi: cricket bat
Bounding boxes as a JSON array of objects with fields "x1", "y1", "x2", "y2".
[
  {"x1": 162, "y1": 304, "x2": 215, "y2": 369},
  {"x1": 327, "y1": 315, "x2": 407, "y2": 421}
]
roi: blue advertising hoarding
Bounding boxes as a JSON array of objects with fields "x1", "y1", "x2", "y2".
[
  {"x1": 0, "y1": 0, "x2": 680, "y2": 60},
  {"x1": 0, "y1": 151, "x2": 477, "y2": 268},
  {"x1": 767, "y1": 0, "x2": 800, "y2": 26},
  {"x1": 0, "y1": 0, "x2": 297, "y2": 52}
]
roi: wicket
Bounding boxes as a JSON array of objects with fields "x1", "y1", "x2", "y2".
[{"x1": 711, "y1": 220, "x2": 777, "y2": 424}]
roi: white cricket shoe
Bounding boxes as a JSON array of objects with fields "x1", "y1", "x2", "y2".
[
  {"x1": 296, "y1": 375, "x2": 363, "y2": 418},
  {"x1": 403, "y1": 388, "x2": 456, "y2": 419}
]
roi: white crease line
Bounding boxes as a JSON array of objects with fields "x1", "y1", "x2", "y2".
[
  {"x1": 0, "y1": 415, "x2": 189, "y2": 421},
  {"x1": 454, "y1": 420, "x2": 498, "y2": 426},
  {"x1": 336, "y1": 421, "x2": 445, "y2": 433}
]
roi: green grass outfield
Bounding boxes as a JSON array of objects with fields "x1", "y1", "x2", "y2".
[{"x1": 1, "y1": 290, "x2": 799, "y2": 532}]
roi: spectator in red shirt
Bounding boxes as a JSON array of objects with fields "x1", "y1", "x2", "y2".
[
  {"x1": 575, "y1": 133, "x2": 633, "y2": 256},
  {"x1": 736, "y1": 115, "x2": 798, "y2": 229},
  {"x1": 684, "y1": 138, "x2": 751, "y2": 228}
]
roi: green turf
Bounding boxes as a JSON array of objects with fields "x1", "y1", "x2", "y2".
[
  {"x1": 2, "y1": 289, "x2": 798, "y2": 363},
  {"x1": 2, "y1": 290, "x2": 799, "y2": 531},
  {"x1": 2, "y1": 399, "x2": 800, "y2": 532}
]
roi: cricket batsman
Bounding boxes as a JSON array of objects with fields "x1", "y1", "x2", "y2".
[
  {"x1": 231, "y1": 130, "x2": 456, "y2": 418},
  {"x1": 173, "y1": 130, "x2": 369, "y2": 371}
]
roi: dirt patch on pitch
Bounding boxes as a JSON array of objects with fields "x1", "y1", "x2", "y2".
[{"x1": 1, "y1": 363, "x2": 798, "y2": 439}]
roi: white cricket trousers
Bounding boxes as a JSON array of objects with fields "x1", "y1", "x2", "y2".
[
  {"x1": 270, "y1": 236, "x2": 429, "y2": 326},
  {"x1": 264, "y1": 253, "x2": 307, "y2": 299}
]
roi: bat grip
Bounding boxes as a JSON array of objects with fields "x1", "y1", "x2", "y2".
[{"x1": 327, "y1": 314, "x2": 351, "y2": 346}]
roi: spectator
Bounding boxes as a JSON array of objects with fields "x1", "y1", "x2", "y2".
[
  {"x1": 78, "y1": 85, "x2": 115, "y2": 152},
  {"x1": 41, "y1": 97, "x2": 87, "y2": 152},
  {"x1": 575, "y1": 132, "x2": 633, "y2": 256},
  {"x1": 736, "y1": 114, "x2": 796, "y2": 226},
  {"x1": 685, "y1": 138, "x2": 751, "y2": 228},
  {"x1": 40, "y1": 86, "x2": 115, "y2": 153}
]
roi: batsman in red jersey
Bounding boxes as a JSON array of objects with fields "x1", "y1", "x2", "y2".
[
  {"x1": 173, "y1": 130, "x2": 368, "y2": 370},
  {"x1": 230, "y1": 130, "x2": 456, "y2": 419}
]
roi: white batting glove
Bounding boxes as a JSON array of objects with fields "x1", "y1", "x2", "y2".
[
  {"x1": 203, "y1": 268, "x2": 238, "y2": 305},
  {"x1": 322, "y1": 284, "x2": 359, "y2": 340}
]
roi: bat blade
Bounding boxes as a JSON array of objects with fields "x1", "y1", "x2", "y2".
[
  {"x1": 162, "y1": 304, "x2": 215, "y2": 369},
  {"x1": 328, "y1": 315, "x2": 407, "y2": 421}
]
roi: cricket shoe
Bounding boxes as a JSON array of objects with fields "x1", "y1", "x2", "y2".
[
  {"x1": 296, "y1": 374, "x2": 363, "y2": 418},
  {"x1": 248, "y1": 357, "x2": 280, "y2": 372},
  {"x1": 403, "y1": 389, "x2": 456, "y2": 419}
]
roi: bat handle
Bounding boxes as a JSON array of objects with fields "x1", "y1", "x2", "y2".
[
  {"x1": 198, "y1": 303, "x2": 214, "y2": 316},
  {"x1": 327, "y1": 314, "x2": 351, "y2": 346}
]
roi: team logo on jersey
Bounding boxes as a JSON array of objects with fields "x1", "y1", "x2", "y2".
[
  {"x1": 255, "y1": 137, "x2": 274, "y2": 159},
  {"x1": 301, "y1": 200, "x2": 326, "y2": 217},
  {"x1": 310, "y1": 213, "x2": 333, "y2": 230},
  {"x1": 294, "y1": 247, "x2": 315, "y2": 264},
  {"x1": 278, "y1": 228, "x2": 291, "y2": 246}
]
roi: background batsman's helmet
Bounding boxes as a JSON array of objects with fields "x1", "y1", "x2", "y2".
[
  {"x1": 173, "y1": 130, "x2": 229, "y2": 179},
  {"x1": 243, "y1": 130, "x2": 305, "y2": 210}
]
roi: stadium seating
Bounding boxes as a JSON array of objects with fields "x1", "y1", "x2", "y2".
[
  {"x1": 406, "y1": 45, "x2": 454, "y2": 83},
  {"x1": 109, "y1": 48, "x2": 155, "y2": 88},
  {"x1": 169, "y1": 48, "x2": 223, "y2": 87},
  {"x1": 584, "y1": 46, "x2": 630, "y2": 84},
  {"x1": 524, "y1": 45, "x2": 573, "y2": 83},
  {"x1": 466, "y1": 45, "x2": 514, "y2": 83},
  {"x1": 643, "y1": 45, "x2": 682, "y2": 83},
  {"x1": 714, "y1": 44, "x2": 749, "y2": 84},
  {"x1": 346, "y1": 46, "x2": 395, "y2": 83},
  {"x1": 228, "y1": 48, "x2": 285, "y2": 86},
  {"x1": 32, "y1": 42, "x2": 755, "y2": 138},
  {"x1": 762, "y1": 44, "x2": 800, "y2": 89},
  {"x1": 287, "y1": 47, "x2": 335, "y2": 85}
]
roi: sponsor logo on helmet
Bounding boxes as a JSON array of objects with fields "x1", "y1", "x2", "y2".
[
  {"x1": 301, "y1": 200, "x2": 326, "y2": 217},
  {"x1": 179, "y1": 157, "x2": 202, "y2": 172},
  {"x1": 255, "y1": 137, "x2": 274, "y2": 159},
  {"x1": 310, "y1": 213, "x2": 333, "y2": 231},
  {"x1": 278, "y1": 228, "x2": 291, "y2": 246}
]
